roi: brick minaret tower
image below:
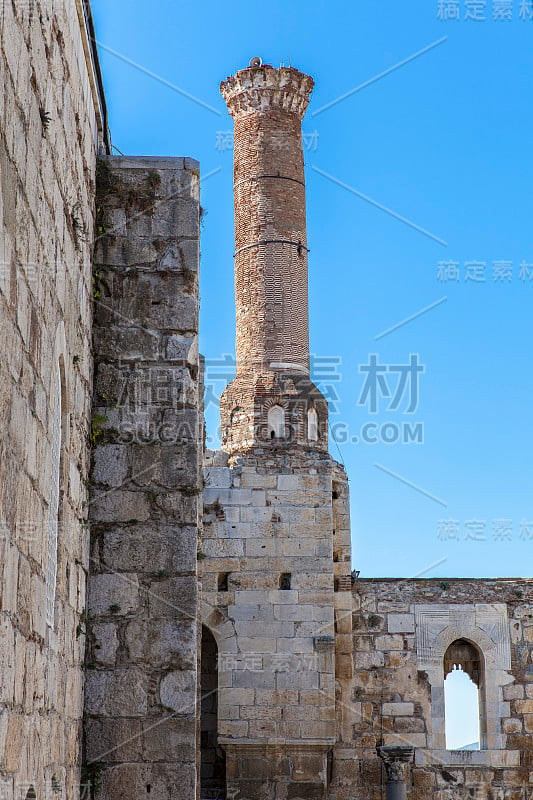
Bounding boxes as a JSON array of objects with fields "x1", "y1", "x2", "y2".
[
  {"x1": 220, "y1": 61, "x2": 328, "y2": 454},
  {"x1": 201, "y1": 61, "x2": 353, "y2": 800}
]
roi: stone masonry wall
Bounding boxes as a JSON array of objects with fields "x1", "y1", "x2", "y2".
[
  {"x1": 85, "y1": 156, "x2": 201, "y2": 800},
  {"x1": 0, "y1": 2, "x2": 104, "y2": 798},
  {"x1": 202, "y1": 447, "x2": 350, "y2": 799},
  {"x1": 332, "y1": 579, "x2": 533, "y2": 800}
]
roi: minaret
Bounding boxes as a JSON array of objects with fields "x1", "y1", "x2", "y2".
[
  {"x1": 220, "y1": 59, "x2": 328, "y2": 454},
  {"x1": 201, "y1": 60, "x2": 354, "y2": 800}
]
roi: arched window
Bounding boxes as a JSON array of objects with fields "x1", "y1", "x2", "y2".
[
  {"x1": 45, "y1": 361, "x2": 64, "y2": 628},
  {"x1": 444, "y1": 639, "x2": 483, "y2": 750},
  {"x1": 267, "y1": 405, "x2": 285, "y2": 439},
  {"x1": 307, "y1": 406, "x2": 318, "y2": 441}
]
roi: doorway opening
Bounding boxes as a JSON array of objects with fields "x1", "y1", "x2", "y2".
[{"x1": 201, "y1": 626, "x2": 226, "y2": 799}]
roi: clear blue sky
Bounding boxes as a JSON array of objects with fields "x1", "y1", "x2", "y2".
[{"x1": 91, "y1": 0, "x2": 533, "y2": 578}]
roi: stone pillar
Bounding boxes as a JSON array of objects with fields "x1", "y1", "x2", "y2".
[
  {"x1": 84, "y1": 156, "x2": 201, "y2": 800},
  {"x1": 219, "y1": 61, "x2": 328, "y2": 454},
  {"x1": 377, "y1": 746, "x2": 414, "y2": 800}
]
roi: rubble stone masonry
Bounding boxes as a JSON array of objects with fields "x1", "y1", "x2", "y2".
[{"x1": 332, "y1": 579, "x2": 533, "y2": 800}]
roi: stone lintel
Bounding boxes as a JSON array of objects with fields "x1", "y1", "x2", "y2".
[
  {"x1": 98, "y1": 154, "x2": 199, "y2": 172},
  {"x1": 414, "y1": 749, "x2": 521, "y2": 768}
]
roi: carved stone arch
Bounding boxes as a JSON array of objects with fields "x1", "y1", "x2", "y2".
[
  {"x1": 200, "y1": 600, "x2": 238, "y2": 654},
  {"x1": 25, "y1": 788, "x2": 37, "y2": 800},
  {"x1": 444, "y1": 638, "x2": 482, "y2": 685},
  {"x1": 435, "y1": 626, "x2": 496, "y2": 668}
]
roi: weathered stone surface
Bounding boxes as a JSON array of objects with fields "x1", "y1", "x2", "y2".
[
  {"x1": 142, "y1": 717, "x2": 197, "y2": 761},
  {"x1": 90, "y1": 489, "x2": 150, "y2": 523},
  {"x1": 160, "y1": 669, "x2": 197, "y2": 714},
  {"x1": 91, "y1": 622, "x2": 120, "y2": 666},
  {"x1": 84, "y1": 718, "x2": 144, "y2": 763},
  {"x1": 88, "y1": 573, "x2": 141, "y2": 617},
  {"x1": 85, "y1": 157, "x2": 201, "y2": 799},
  {"x1": 85, "y1": 669, "x2": 149, "y2": 716},
  {"x1": 101, "y1": 525, "x2": 197, "y2": 573},
  {"x1": 0, "y1": 0, "x2": 100, "y2": 794},
  {"x1": 92, "y1": 445, "x2": 130, "y2": 487}
]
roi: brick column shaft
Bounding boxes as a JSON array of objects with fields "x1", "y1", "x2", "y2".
[{"x1": 221, "y1": 64, "x2": 314, "y2": 376}]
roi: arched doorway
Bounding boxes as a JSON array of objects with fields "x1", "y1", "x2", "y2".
[{"x1": 201, "y1": 626, "x2": 226, "y2": 799}]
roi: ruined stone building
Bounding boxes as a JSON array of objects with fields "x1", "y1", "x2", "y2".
[{"x1": 0, "y1": 2, "x2": 532, "y2": 800}]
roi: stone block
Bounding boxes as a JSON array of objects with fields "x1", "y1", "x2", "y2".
[
  {"x1": 85, "y1": 669, "x2": 149, "y2": 716},
  {"x1": 277, "y1": 475, "x2": 301, "y2": 490},
  {"x1": 394, "y1": 716, "x2": 425, "y2": 733},
  {"x1": 90, "y1": 489, "x2": 150, "y2": 523},
  {"x1": 131, "y1": 442, "x2": 199, "y2": 487},
  {"x1": 276, "y1": 671, "x2": 319, "y2": 690},
  {"x1": 91, "y1": 623, "x2": 119, "y2": 667},
  {"x1": 95, "y1": 764, "x2": 153, "y2": 800},
  {"x1": 92, "y1": 444, "x2": 130, "y2": 487},
  {"x1": 204, "y1": 466, "x2": 232, "y2": 489},
  {"x1": 126, "y1": 618, "x2": 196, "y2": 668},
  {"x1": 84, "y1": 718, "x2": 143, "y2": 763},
  {"x1": 299, "y1": 720, "x2": 334, "y2": 739},
  {"x1": 515, "y1": 699, "x2": 533, "y2": 714},
  {"x1": 88, "y1": 573, "x2": 141, "y2": 617},
  {"x1": 102, "y1": 524, "x2": 197, "y2": 573},
  {"x1": 2, "y1": 713, "x2": 21, "y2": 772},
  {"x1": 93, "y1": 325, "x2": 160, "y2": 361},
  {"x1": 383, "y1": 733, "x2": 427, "y2": 748},
  {"x1": 232, "y1": 670, "x2": 275, "y2": 690},
  {"x1": 159, "y1": 669, "x2": 196, "y2": 715},
  {"x1": 142, "y1": 717, "x2": 196, "y2": 761},
  {"x1": 375, "y1": 634, "x2": 405, "y2": 651},
  {"x1": 147, "y1": 576, "x2": 197, "y2": 619},
  {"x1": 274, "y1": 604, "x2": 315, "y2": 622},
  {"x1": 387, "y1": 613, "x2": 415, "y2": 633},
  {"x1": 219, "y1": 720, "x2": 249, "y2": 737}
]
